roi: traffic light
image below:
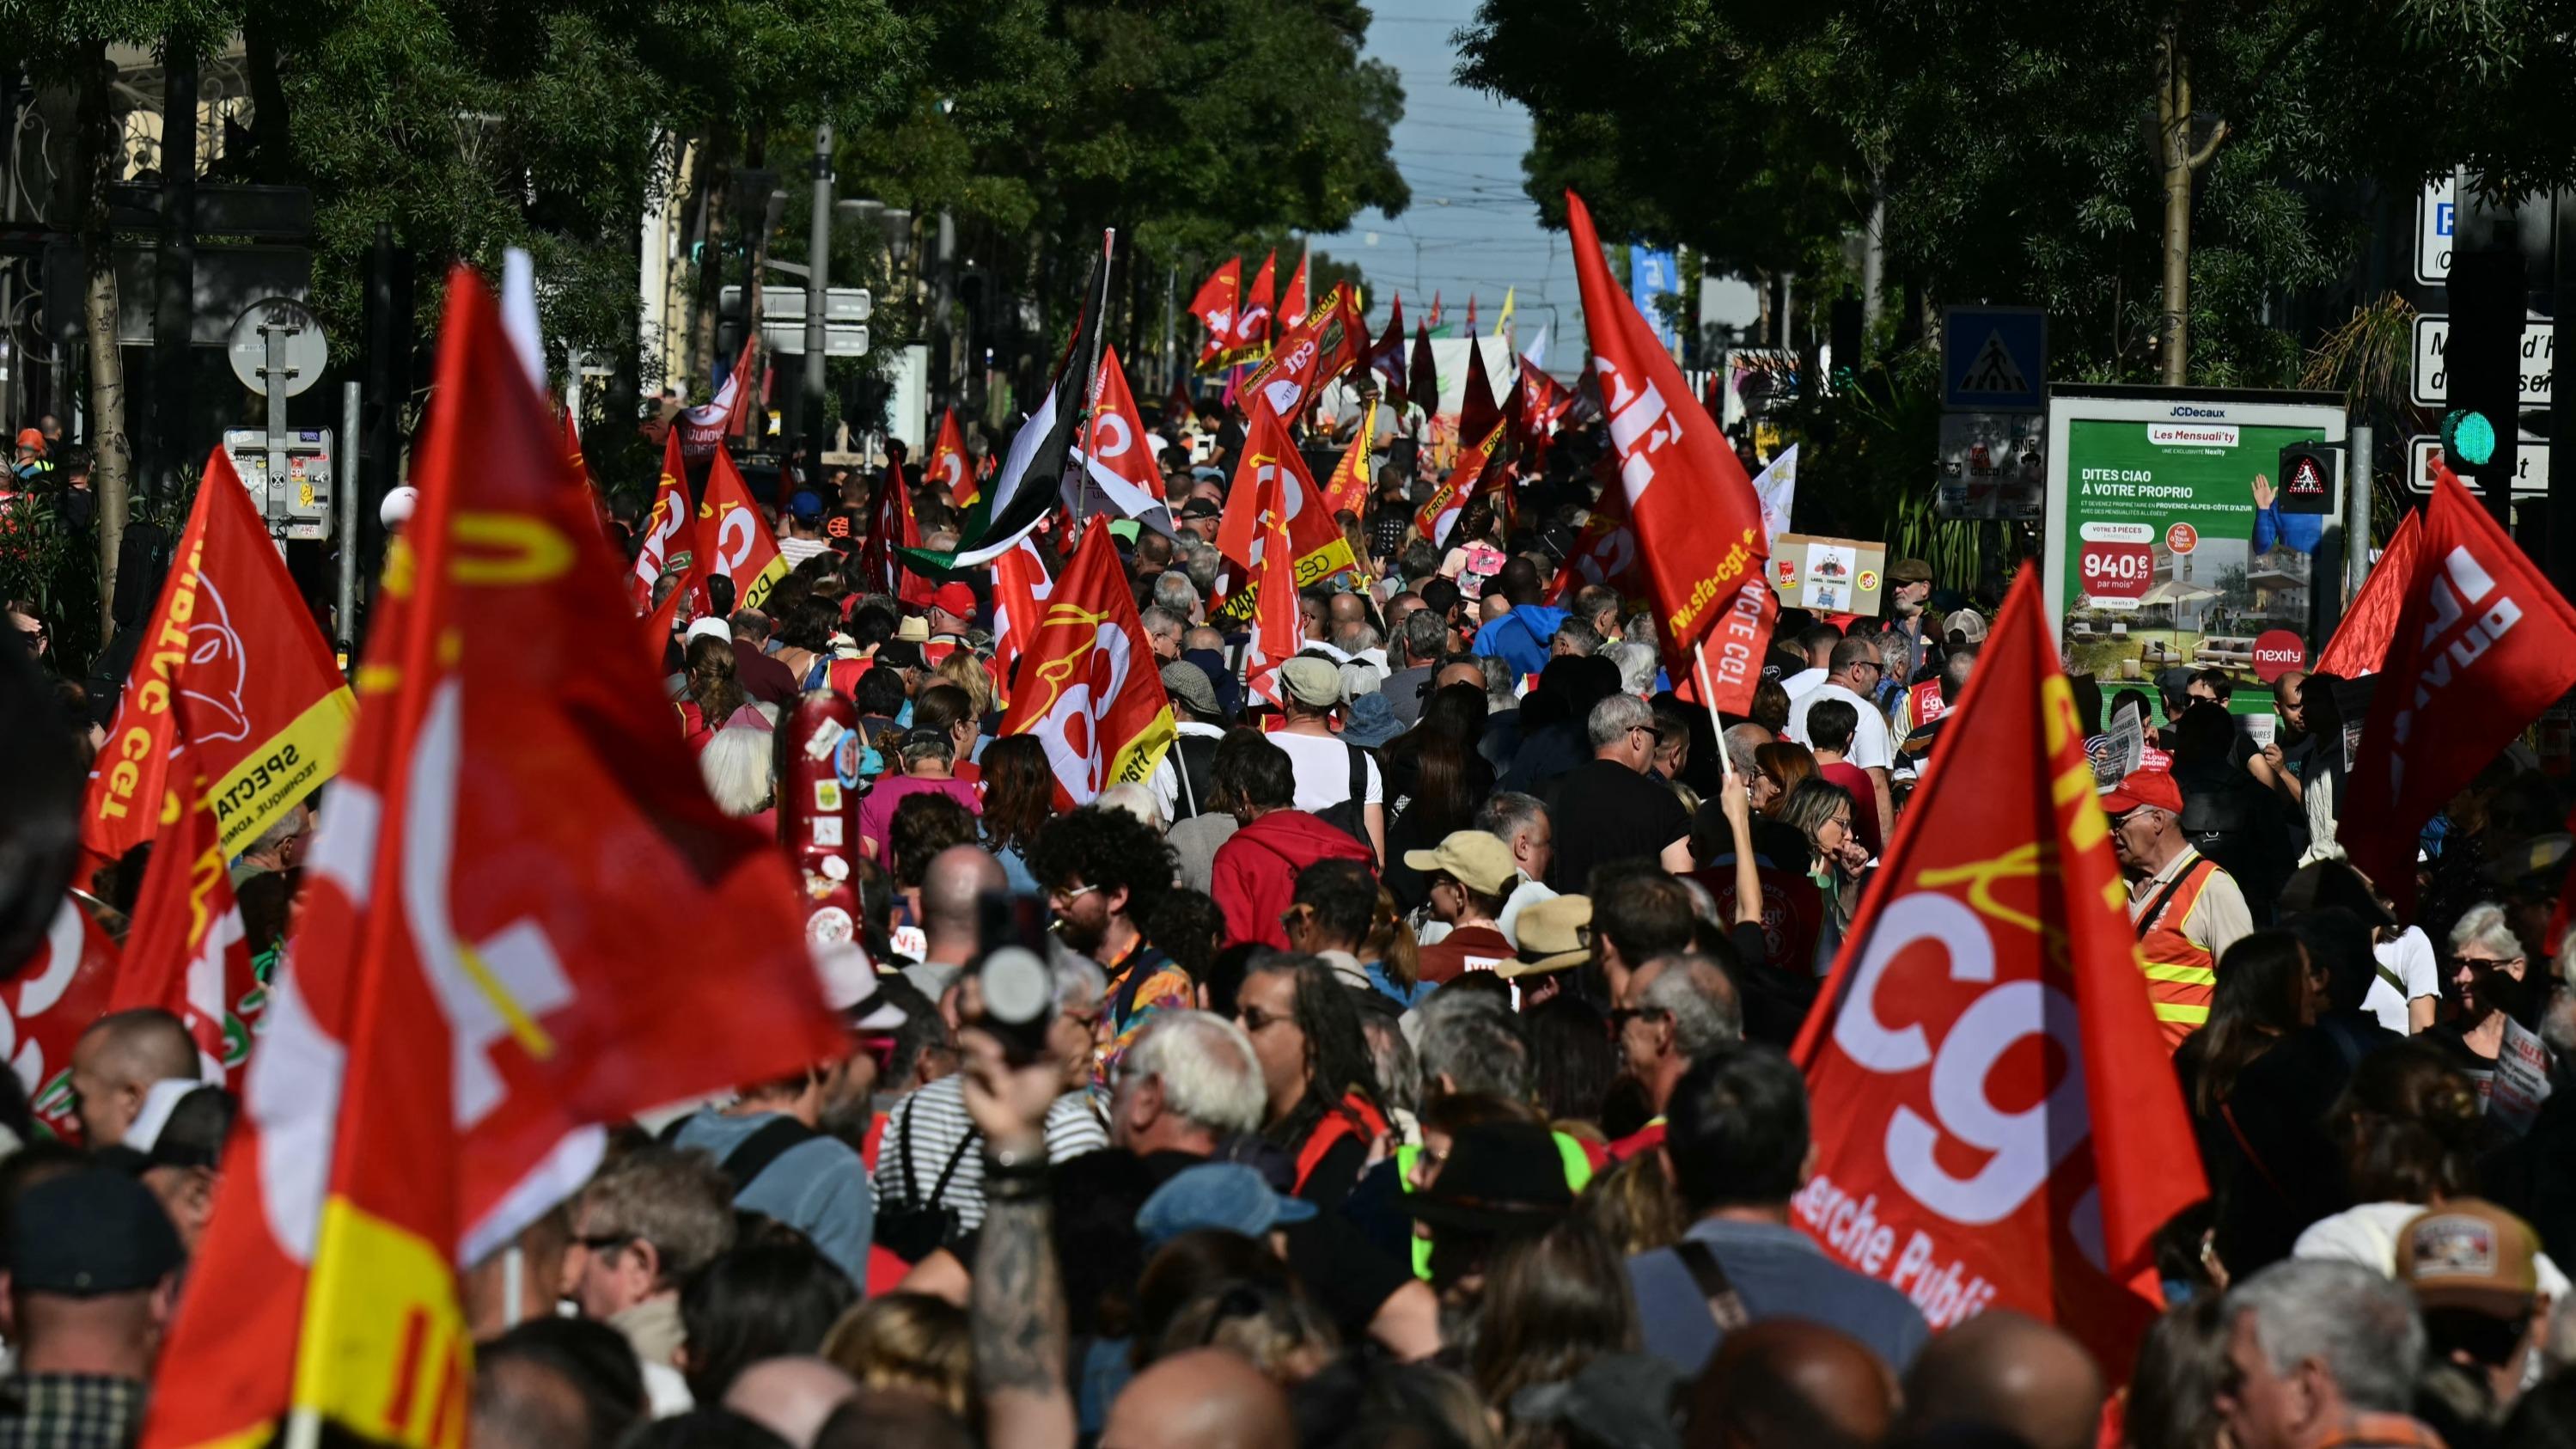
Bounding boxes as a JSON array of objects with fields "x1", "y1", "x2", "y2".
[{"x1": 2445, "y1": 248, "x2": 2525, "y2": 506}]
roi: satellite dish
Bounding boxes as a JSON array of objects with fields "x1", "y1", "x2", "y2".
[{"x1": 226, "y1": 297, "x2": 328, "y2": 399}]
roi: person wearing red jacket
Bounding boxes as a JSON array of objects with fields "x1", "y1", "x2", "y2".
[{"x1": 1211, "y1": 733, "x2": 1376, "y2": 948}]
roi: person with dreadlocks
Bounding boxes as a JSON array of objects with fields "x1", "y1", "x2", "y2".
[{"x1": 1231, "y1": 955, "x2": 1389, "y2": 1211}]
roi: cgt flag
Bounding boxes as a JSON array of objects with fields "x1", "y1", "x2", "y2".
[
  {"x1": 2347, "y1": 467, "x2": 2576, "y2": 915},
  {"x1": 1790, "y1": 572, "x2": 2205, "y2": 1376},
  {"x1": 1565, "y1": 189, "x2": 1773, "y2": 713},
  {"x1": 1214, "y1": 406, "x2": 1359, "y2": 625},
  {"x1": 3, "y1": 895, "x2": 122, "y2": 1141},
  {"x1": 679, "y1": 330, "x2": 760, "y2": 459},
  {"x1": 630, "y1": 429, "x2": 691, "y2": 611},
  {"x1": 1000, "y1": 520, "x2": 1175, "y2": 809},
  {"x1": 926, "y1": 407, "x2": 974, "y2": 508},
  {"x1": 1320, "y1": 398, "x2": 1380, "y2": 520},
  {"x1": 110, "y1": 742, "x2": 261, "y2": 1083},
  {"x1": 1281, "y1": 251, "x2": 1311, "y2": 331},
  {"x1": 697, "y1": 445, "x2": 791, "y2": 612},
  {"x1": 2313, "y1": 508, "x2": 2421, "y2": 679},
  {"x1": 1188, "y1": 258, "x2": 1243, "y2": 370},
  {"x1": 1070, "y1": 345, "x2": 1175, "y2": 536},
  {"x1": 141, "y1": 265, "x2": 846, "y2": 1449},
  {"x1": 1546, "y1": 461, "x2": 1650, "y2": 615},
  {"x1": 1242, "y1": 284, "x2": 1368, "y2": 421},
  {"x1": 84, "y1": 449, "x2": 356, "y2": 861},
  {"x1": 1227, "y1": 251, "x2": 1279, "y2": 364}
]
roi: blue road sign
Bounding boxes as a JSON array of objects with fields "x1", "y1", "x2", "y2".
[{"x1": 1942, "y1": 306, "x2": 2048, "y2": 412}]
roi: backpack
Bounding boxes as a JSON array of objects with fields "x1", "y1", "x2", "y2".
[
  {"x1": 1314, "y1": 743, "x2": 1373, "y2": 850},
  {"x1": 661, "y1": 1114, "x2": 819, "y2": 1198},
  {"x1": 1168, "y1": 732, "x2": 1221, "y2": 822}
]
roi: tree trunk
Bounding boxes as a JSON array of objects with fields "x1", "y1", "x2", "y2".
[
  {"x1": 684, "y1": 131, "x2": 734, "y2": 395},
  {"x1": 241, "y1": 4, "x2": 292, "y2": 185},
  {"x1": 2155, "y1": 21, "x2": 2227, "y2": 387},
  {"x1": 71, "y1": 39, "x2": 129, "y2": 641}
]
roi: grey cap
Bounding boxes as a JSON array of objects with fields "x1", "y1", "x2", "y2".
[{"x1": 1160, "y1": 659, "x2": 1220, "y2": 717}]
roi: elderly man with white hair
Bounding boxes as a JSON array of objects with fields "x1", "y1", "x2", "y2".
[{"x1": 2216, "y1": 1259, "x2": 2438, "y2": 1449}]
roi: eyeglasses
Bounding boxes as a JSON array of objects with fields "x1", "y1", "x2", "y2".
[
  {"x1": 1048, "y1": 882, "x2": 1099, "y2": 907},
  {"x1": 1237, "y1": 1004, "x2": 1291, "y2": 1034},
  {"x1": 1608, "y1": 1006, "x2": 1667, "y2": 1032},
  {"x1": 2451, "y1": 954, "x2": 2522, "y2": 971}
]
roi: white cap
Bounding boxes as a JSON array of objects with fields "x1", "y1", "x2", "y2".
[
  {"x1": 380, "y1": 485, "x2": 418, "y2": 529},
  {"x1": 685, "y1": 616, "x2": 732, "y2": 645}
]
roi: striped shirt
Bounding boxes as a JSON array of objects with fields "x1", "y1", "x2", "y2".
[{"x1": 874, "y1": 1073, "x2": 1106, "y2": 1230}]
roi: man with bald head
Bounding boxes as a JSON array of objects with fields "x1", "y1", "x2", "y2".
[
  {"x1": 1690, "y1": 1318, "x2": 1898, "y2": 1449},
  {"x1": 1901, "y1": 1309, "x2": 2105, "y2": 1449},
  {"x1": 906, "y1": 844, "x2": 1008, "y2": 1017},
  {"x1": 1101, "y1": 1348, "x2": 1294, "y2": 1449},
  {"x1": 70, "y1": 1008, "x2": 200, "y2": 1147},
  {"x1": 726, "y1": 1356, "x2": 858, "y2": 1448}
]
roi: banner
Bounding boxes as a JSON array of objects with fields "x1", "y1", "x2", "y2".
[
  {"x1": 1001, "y1": 521, "x2": 1176, "y2": 808},
  {"x1": 1321, "y1": 399, "x2": 1379, "y2": 520},
  {"x1": 1242, "y1": 283, "x2": 1367, "y2": 420},
  {"x1": 4, "y1": 896, "x2": 121, "y2": 1141},
  {"x1": 111, "y1": 743, "x2": 259, "y2": 1083},
  {"x1": 1213, "y1": 407, "x2": 1359, "y2": 625},
  {"x1": 698, "y1": 445, "x2": 791, "y2": 613},
  {"x1": 1565, "y1": 189, "x2": 1773, "y2": 713},
  {"x1": 142, "y1": 264, "x2": 846, "y2": 1449},
  {"x1": 1791, "y1": 572, "x2": 2204, "y2": 1375},
  {"x1": 1752, "y1": 443, "x2": 1800, "y2": 548},
  {"x1": 2346, "y1": 467, "x2": 2576, "y2": 914},
  {"x1": 2313, "y1": 509, "x2": 2420, "y2": 678},
  {"x1": 679, "y1": 330, "x2": 760, "y2": 459},
  {"x1": 85, "y1": 450, "x2": 357, "y2": 860}
]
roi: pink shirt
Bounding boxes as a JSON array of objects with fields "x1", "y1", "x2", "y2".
[{"x1": 857, "y1": 774, "x2": 982, "y2": 864}]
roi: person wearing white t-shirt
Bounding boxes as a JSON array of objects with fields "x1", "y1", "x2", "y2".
[
  {"x1": 1272, "y1": 657, "x2": 1386, "y2": 863},
  {"x1": 1784, "y1": 636, "x2": 1894, "y2": 843},
  {"x1": 2366, "y1": 923, "x2": 2441, "y2": 1035}
]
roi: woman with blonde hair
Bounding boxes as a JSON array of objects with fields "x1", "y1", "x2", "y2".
[
  {"x1": 820, "y1": 1293, "x2": 973, "y2": 1420},
  {"x1": 1362, "y1": 886, "x2": 1428, "y2": 1008}
]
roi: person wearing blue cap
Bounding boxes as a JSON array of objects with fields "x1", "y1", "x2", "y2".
[
  {"x1": 778, "y1": 491, "x2": 833, "y2": 566},
  {"x1": 1133, "y1": 1163, "x2": 1317, "y2": 1251},
  {"x1": 0, "y1": 1170, "x2": 186, "y2": 1447}
]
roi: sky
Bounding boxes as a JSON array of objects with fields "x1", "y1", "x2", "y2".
[{"x1": 1317, "y1": 0, "x2": 1591, "y2": 375}]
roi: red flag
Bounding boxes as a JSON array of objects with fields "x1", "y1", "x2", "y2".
[
  {"x1": 1234, "y1": 252, "x2": 1279, "y2": 360},
  {"x1": 110, "y1": 743, "x2": 258, "y2": 1082},
  {"x1": 1369, "y1": 294, "x2": 1408, "y2": 407},
  {"x1": 1073, "y1": 345, "x2": 1171, "y2": 529},
  {"x1": 1547, "y1": 462, "x2": 1650, "y2": 612},
  {"x1": 1242, "y1": 283, "x2": 1367, "y2": 420},
  {"x1": 698, "y1": 445, "x2": 791, "y2": 613},
  {"x1": 926, "y1": 407, "x2": 974, "y2": 508},
  {"x1": 1790, "y1": 572, "x2": 2204, "y2": 1376},
  {"x1": 2346, "y1": 468, "x2": 2576, "y2": 914},
  {"x1": 1216, "y1": 406, "x2": 1358, "y2": 606},
  {"x1": 1427, "y1": 290, "x2": 1444, "y2": 330},
  {"x1": 84, "y1": 450, "x2": 357, "y2": 861},
  {"x1": 1188, "y1": 258, "x2": 1243, "y2": 370},
  {"x1": 1467, "y1": 293, "x2": 1479, "y2": 332},
  {"x1": 990, "y1": 533, "x2": 1053, "y2": 705},
  {"x1": 1565, "y1": 189, "x2": 1773, "y2": 713},
  {"x1": 142, "y1": 266, "x2": 845, "y2": 1449},
  {"x1": 4, "y1": 895, "x2": 122, "y2": 1141},
  {"x1": 630, "y1": 429, "x2": 691, "y2": 611},
  {"x1": 1321, "y1": 399, "x2": 1381, "y2": 520},
  {"x1": 560, "y1": 408, "x2": 589, "y2": 487},
  {"x1": 2313, "y1": 509, "x2": 2421, "y2": 678},
  {"x1": 1281, "y1": 252, "x2": 1311, "y2": 330},
  {"x1": 680, "y1": 329, "x2": 760, "y2": 459},
  {"x1": 1001, "y1": 521, "x2": 1177, "y2": 808},
  {"x1": 1408, "y1": 323, "x2": 1438, "y2": 419}
]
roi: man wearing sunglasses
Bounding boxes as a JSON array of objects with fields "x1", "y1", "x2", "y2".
[
  {"x1": 1785, "y1": 635, "x2": 1896, "y2": 842},
  {"x1": 1545, "y1": 694, "x2": 1695, "y2": 894}
]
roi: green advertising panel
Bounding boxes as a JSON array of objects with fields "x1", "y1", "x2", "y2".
[{"x1": 2043, "y1": 388, "x2": 2345, "y2": 700}]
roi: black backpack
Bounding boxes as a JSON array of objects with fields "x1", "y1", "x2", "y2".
[
  {"x1": 1314, "y1": 743, "x2": 1374, "y2": 849},
  {"x1": 1168, "y1": 731, "x2": 1222, "y2": 822}
]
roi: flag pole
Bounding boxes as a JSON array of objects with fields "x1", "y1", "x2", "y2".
[
  {"x1": 1692, "y1": 642, "x2": 1737, "y2": 788},
  {"x1": 1073, "y1": 227, "x2": 1117, "y2": 532}
]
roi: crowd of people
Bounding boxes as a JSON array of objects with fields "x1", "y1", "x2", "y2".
[{"x1": 7, "y1": 393, "x2": 2576, "y2": 1449}]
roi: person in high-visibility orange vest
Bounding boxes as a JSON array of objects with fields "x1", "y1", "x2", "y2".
[{"x1": 2104, "y1": 767, "x2": 2253, "y2": 1049}]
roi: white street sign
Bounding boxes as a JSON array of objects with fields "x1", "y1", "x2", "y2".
[
  {"x1": 2406, "y1": 433, "x2": 2548, "y2": 497},
  {"x1": 2408, "y1": 314, "x2": 2555, "y2": 407},
  {"x1": 2415, "y1": 174, "x2": 2455, "y2": 286}
]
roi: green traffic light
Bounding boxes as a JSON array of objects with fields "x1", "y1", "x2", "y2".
[{"x1": 2444, "y1": 409, "x2": 2498, "y2": 468}]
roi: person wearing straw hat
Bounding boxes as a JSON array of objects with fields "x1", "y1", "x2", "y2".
[
  {"x1": 1407, "y1": 831, "x2": 1520, "y2": 986},
  {"x1": 1496, "y1": 895, "x2": 1592, "y2": 1009}
]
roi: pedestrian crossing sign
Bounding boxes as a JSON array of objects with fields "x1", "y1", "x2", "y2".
[{"x1": 1942, "y1": 306, "x2": 2048, "y2": 412}]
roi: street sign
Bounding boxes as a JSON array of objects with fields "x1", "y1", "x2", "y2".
[
  {"x1": 759, "y1": 320, "x2": 869, "y2": 357},
  {"x1": 1941, "y1": 306, "x2": 2048, "y2": 412},
  {"x1": 223, "y1": 427, "x2": 337, "y2": 539},
  {"x1": 2407, "y1": 432, "x2": 2549, "y2": 496},
  {"x1": 722, "y1": 285, "x2": 872, "y2": 322},
  {"x1": 2415, "y1": 174, "x2": 2455, "y2": 286},
  {"x1": 2408, "y1": 313, "x2": 2554, "y2": 407},
  {"x1": 224, "y1": 297, "x2": 327, "y2": 398}
]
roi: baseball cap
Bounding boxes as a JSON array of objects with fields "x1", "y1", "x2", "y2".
[
  {"x1": 788, "y1": 490, "x2": 825, "y2": 523},
  {"x1": 1279, "y1": 657, "x2": 1344, "y2": 709},
  {"x1": 931, "y1": 582, "x2": 976, "y2": 621},
  {"x1": 2100, "y1": 767, "x2": 2182, "y2": 816},
  {"x1": 13, "y1": 428, "x2": 42, "y2": 452},
  {"x1": 2398, "y1": 1200, "x2": 2541, "y2": 1316},
  {"x1": 1503, "y1": 894, "x2": 1591, "y2": 977},
  {"x1": 1134, "y1": 1164, "x2": 1317, "y2": 1251},
  {"x1": 1942, "y1": 608, "x2": 1988, "y2": 643},
  {"x1": 1889, "y1": 558, "x2": 1933, "y2": 585},
  {"x1": 1178, "y1": 496, "x2": 1224, "y2": 520},
  {"x1": 1401, "y1": 830, "x2": 1518, "y2": 896},
  {"x1": 8, "y1": 1171, "x2": 185, "y2": 1296},
  {"x1": 1160, "y1": 659, "x2": 1219, "y2": 717}
]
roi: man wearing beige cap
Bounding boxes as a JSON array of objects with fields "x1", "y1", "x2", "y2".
[
  {"x1": 1406, "y1": 831, "x2": 1519, "y2": 985},
  {"x1": 1271, "y1": 655, "x2": 1384, "y2": 863},
  {"x1": 2397, "y1": 1199, "x2": 2555, "y2": 1420},
  {"x1": 1885, "y1": 558, "x2": 1936, "y2": 680}
]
